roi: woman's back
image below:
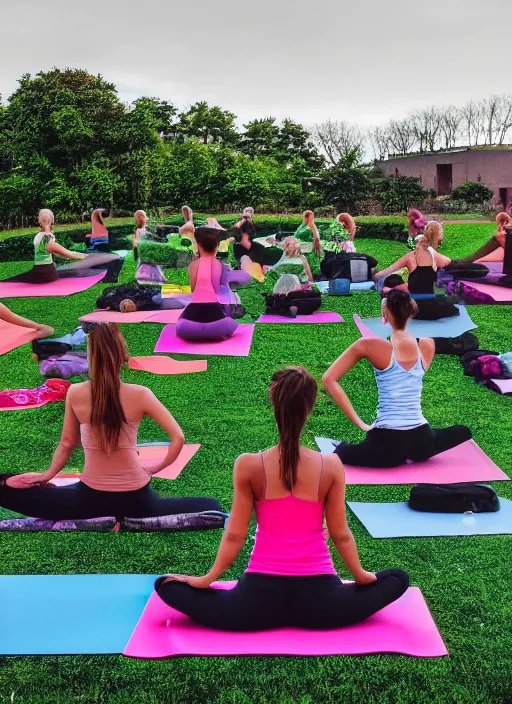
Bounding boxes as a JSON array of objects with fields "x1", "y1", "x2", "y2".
[
  {"x1": 372, "y1": 336, "x2": 428, "y2": 430},
  {"x1": 246, "y1": 447, "x2": 337, "y2": 576},
  {"x1": 69, "y1": 382, "x2": 151, "y2": 491}
]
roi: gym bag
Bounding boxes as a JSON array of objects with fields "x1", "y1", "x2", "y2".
[
  {"x1": 263, "y1": 289, "x2": 322, "y2": 316},
  {"x1": 320, "y1": 251, "x2": 377, "y2": 283},
  {"x1": 433, "y1": 332, "x2": 479, "y2": 356},
  {"x1": 408, "y1": 483, "x2": 499, "y2": 513}
]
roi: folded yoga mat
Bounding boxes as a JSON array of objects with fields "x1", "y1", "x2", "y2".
[
  {"x1": 348, "y1": 498, "x2": 512, "y2": 538},
  {"x1": 461, "y1": 280, "x2": 512, "y2": 303},
  {"x1": 256, "y1": 312, "x2": 344, "y2": 324},
  {"x1": 137, "y1": 442, "x2": 201, "y2": 480},
  {"x1": 0, "y1": 271, "x2": 106, "y2": 298},
  {"x1": 358, "y1": 305, "x2": 476, "y2": 339},
  {"x1": 154, "y1": 324, "x2": 255, "y2": 357},
  {"x1": 487, "y1": 378, "x2": 512, "y2": 395},
  {"x1": 80, "y1": 309, "x2": 182, "y2": 324},
  {"x1": 316, "y1": 280, "x2": 375, "y2": 293},
  {"x1": 123, "y1": 581, "x2": 447, "y2": 659},
  {"x1": 128, "y1": 356, "x2": 207, "y2": 375},
  {"x1": 0, "y1": 319, "x2": 39, "y2": 356},
  {"x1": 314, "y1": 437, "x2": 509, "y2": 485},
  {"x1": 0, "y1": 574, "x2": 156, "y2": 655}
]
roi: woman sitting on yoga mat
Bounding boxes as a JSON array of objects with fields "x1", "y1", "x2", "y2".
[
  {"x1": 2, "y1": 209, "x2": 122, "y2": 284},
  {"x1": 155, "y1": 366, "x2": 409, "y2": 632},
  {"x1": 373, "y1": 221, "x2": 462, "y2": 320},
  {"x1": 176, "y1": 227, "x2": 238, "y2": 341},
  {"x1": 0, "y1": 323, "x2": 222, "y2": 520},
  {"x1": 450, "y1": 211, "x2": 512, "y2": 266},
  {"x1": 322, "y1": 290, "x2": 472, "y2": 468}
]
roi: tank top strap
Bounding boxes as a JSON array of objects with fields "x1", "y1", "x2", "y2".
[
  {"x1": 426, "y1": 246, "x2": 437, "y2": 271},
  {"x1": 259, "y1": 451, "x2": 268, "y2": 498},
  {"x1": 317, "y1": 453, "x2": 324, "y2": 501}
]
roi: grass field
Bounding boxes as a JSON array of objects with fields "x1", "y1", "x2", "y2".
[{"x1": 0, "y1": 222, "x2": 511, "y2": 704}]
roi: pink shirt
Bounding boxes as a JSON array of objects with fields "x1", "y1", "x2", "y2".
[
  {"x1": 246, "y1": 494, "x2": 336, "y2": 577},
  {"x1": 191, "y1": 256, "x2": 219, "y2": 304},
  {"x1": 80, "y1": 422, "x2": 150, "y2": 492}
]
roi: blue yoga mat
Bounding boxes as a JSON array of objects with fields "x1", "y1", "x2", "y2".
[
  {"x1": 348, "y1": 498, "x2": 512, "y2": 538},
  {"x1": 0, "y1": 574, "x2": 156, "y2": 655},
  {"x1": 360, "y1": 305, "x2": 476, "y2": 339},
  {"x1": 315, "y1": 280, "x2": 375, "y2": 293}
]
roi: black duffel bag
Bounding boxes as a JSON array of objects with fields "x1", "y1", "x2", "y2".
[
  {"x1": 320, "y1": 251, "x2": 378, "y2": 283},
  {"x1": 408, "y1": 483, "x2": 499, "y2": 513},
  {"x1": 263, "y1": 289, "x2": 322, "y2": 316}
]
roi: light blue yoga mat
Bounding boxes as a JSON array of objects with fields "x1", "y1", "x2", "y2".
[
  {"x1": 348, "y1": 499, "x2": 512, "y2": 538},
  {"x1": 360, "y1": 305, "x2": 476, "y2": 339},
  {"x1": 0, "y1": 574, "x2": 156, "y2": 655}
]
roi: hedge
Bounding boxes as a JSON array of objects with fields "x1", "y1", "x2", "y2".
[{"x1": 0, "y1": 217, "x2": 407, "y2": 262}]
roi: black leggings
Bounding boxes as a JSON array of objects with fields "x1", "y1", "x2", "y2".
[
  {"x1": 155, "y1": 569, "x2": 409, "y2": 631},
  {"x1": 414, "y1": 298, "x2": 460, "y2": 320},
  {"x1": 335, "y1": 423, "x2": 472, "y2": 468},
  {"x1": 449, "y1": 237, "x2": 500, "y2": 267},
  {"x1": 0, "y1": 476, "x2": 222, "y2": 521}
]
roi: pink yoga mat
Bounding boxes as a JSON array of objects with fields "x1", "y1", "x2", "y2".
[
  {"x1": 0, "y1": 319, "x2": 39, "y2": 356},
  {"x1": 144, "y1": 310, "x2": 183, "y2": 324},
  {"x1": 123, "y1": 583, "x2": 447, "y2": 659},
  {"x1": 322, "y1": 439, "x2": 508, "y2": 485},
  {"x1": 0, "y1": 271, "x2": 106, "y2": 298},
  {"x1": 137, "y1": 443, "x2": 201, "y2": 480},
  {"x1": 353, "y1": 314, "x2": 379, "y2": 339},
  {"x1": 80, "y1": 310, "x2": 156, "y2": 324},
  {"x1": 461, "y1": 280, "x2": 512, "y2": 302},
  {"x1": 257, "y1": 312, "x2": 344, "y2": 324},
  {"x1": 128, "y1": 356, "x2": 207, "y2": 375},
  {"x1": 489, "y1": 378, "x2": 512, "y2": 395},
  {"x1": 154, "y1": 324, "x2": 255, "y2": 357}
]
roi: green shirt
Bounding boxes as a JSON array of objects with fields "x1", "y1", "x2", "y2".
[{"x1": 34, "y1": 232, "x2": 54, "y2": 266}]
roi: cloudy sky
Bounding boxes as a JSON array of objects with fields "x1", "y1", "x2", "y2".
[{"x1": 2, "y1": 0, "x2": 511, "y2": 128}]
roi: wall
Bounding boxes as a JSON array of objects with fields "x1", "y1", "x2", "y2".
[{"x1": 379, "y1": 150, "x2": 512, "y2": 199}]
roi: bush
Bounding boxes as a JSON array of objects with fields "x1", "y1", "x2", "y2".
[
  {"x1": 372, "y1": 176, "x2": 432, "y2": 214},
  {"x1": 137, "y1": 237, "x2": 193, "y2": 267},
  {"x1": 450, "y1": 182, "x2": 493, "y2": 206}
]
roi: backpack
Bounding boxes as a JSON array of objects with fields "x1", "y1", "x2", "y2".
[
  {"x1": 328, "y1": 278, "x2": 351, "y2": 296},
  {"x1": 433, "y1": 332, "x2": 479, "y2": 356},
  {"x1": 454, "y1": 281, "x2": 495, "y2": 305},
  {"x1": 32, "y1": 340, "x2": 72, "y2": 361},
  {"x1": 263, "y1": 289, "x2": 322, "y2": 316},
  {"x1": 320, "y1": 251, "x2": 377, "y2": 283},
  {"x1": 408, "y1": 483, "x2": 499, "y2": 513},
  {"x1": 460, "y1": 349, "x2": 500, "y2": 376},
  {"x1": 470, "y1": 355, "x2": 510, "y2": 382},
  {"x1": 40, "y1": 352, "x2": 89, "y2": 378}
]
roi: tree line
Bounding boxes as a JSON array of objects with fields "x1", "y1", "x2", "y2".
[{"x1": 0, "y1": 68, "x2": 506, "y2": 228}]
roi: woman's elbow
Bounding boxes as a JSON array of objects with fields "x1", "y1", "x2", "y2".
[
  {"x1": 172, "y1": 430, "x2": 185, "y2": 448},
  {"x1": 322, "y1": 371, "x2": 335, "y2": 390},
  {"x1": 225, "y1": 529, "x2": 248, "y2": 544}
]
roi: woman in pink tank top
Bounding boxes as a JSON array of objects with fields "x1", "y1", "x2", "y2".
[
  {"x1": 156, "y1": 367, "x2": 409, "y2": 631},
  {"x1": 176, "y1": 227, "x2": 238, "y2": 341}
]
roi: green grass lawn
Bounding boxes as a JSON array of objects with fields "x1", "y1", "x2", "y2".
[{"x1": 0, "y1": 224, "x2": 511, "y2": 703}]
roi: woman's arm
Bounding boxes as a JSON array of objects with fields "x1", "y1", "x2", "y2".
[
  {"x1": 142, "y1": 389, "x2": 185, "y2": 473},
  {"x1": 40, "y1": 392, "x2": 81, "y2": 481},
  {"x1": 312, "y1": 225, "x2": 322, "y2": 257},
  {"x1": 434, "y1": 251, "x2": 452, "y2": 269},
  {"x1": 301, "y1": 255, "x2": 314, "y2": 283},
  {"x1": 47, "y1": 241, "x2": 87, "y2": 261},
  {"x1": 0, "y1": 302, "x2": 54, "y2": 338},
  {"x1": 322, "y1": 339, "x2": 373, "y2": 431},
  {"x1": 373, "y1": 252, "x2": 413, "y2": 281},
  {"x1": 163, "y1": 454, "x2": 254, "y2": 588},
  {"x1": 325, "y1": 457, "x2": 376, "y2": 584},
  {"x1": 418, "y1": 337, "x2": 436, "y2": 371}
]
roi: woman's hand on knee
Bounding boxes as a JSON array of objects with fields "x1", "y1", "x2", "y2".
[
  {"x1": 161, "y1": 574, "x2": 214, "y2": 589},
  {"x1": 354, "y1": 570, "x2": 378, "y2": 586},
  {"x1": 6, "y1": 473, "x2": 47, "y2": 489}
]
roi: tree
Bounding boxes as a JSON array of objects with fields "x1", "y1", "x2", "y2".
[
  {"x1": 276, "y1": 118, "x2": 324, "y2": 170},
  {"x1": 368, "y1": 125, "x2": 390, "y2": 161},
  {"x1": 386, "y1": 118, "x2": 417, "y2": 156},
  {"x1": 5, "y1": 68, "x2": 125, "y2": 169},
  {"x1": 439, "y1": 106, "x2": 462, "y2": 149},
  {"x1": 319, "y1": 155, "x2": 372, "y2": 212},
  {"x1": 131, "y1": 97, "x2": 177, "y2": 135},
  {"x1": 481, "y1": 95, "x2": 512, "y2": 145},
  {"x1": 311, "y1": 120, "x2": 365, "y2": 165},
  {"x1": 460, "y1": 100, "x2": 485, "y2": 146},
  {"x1": 239, "y1": 118, "x2": 280, "y2": 158},
  {"x1": 173, "y1": 102, "x2": 239, "y2": 145},
  {"x1": 410, "y1": 107, "x2": 442, "y2": 152}
]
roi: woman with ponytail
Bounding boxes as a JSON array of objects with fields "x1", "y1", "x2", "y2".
[
  {"x1": 323, "y1": 289, "x2": 472, "y2": 468},
  {"x1": 155, "y1": 366, "x2": 408, "y2": 632},
  {"x1": 0, "y1": 323, "x2": 222, "y2": 520}
]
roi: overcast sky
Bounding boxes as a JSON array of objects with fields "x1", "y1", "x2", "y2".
[{"x1": 2, "y1": 0, "x2": 511, "y2": 128}]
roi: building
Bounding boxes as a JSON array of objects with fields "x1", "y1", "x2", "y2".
[{"x1": 379, "y1": 147, "x2": 512, "y2": 207}]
